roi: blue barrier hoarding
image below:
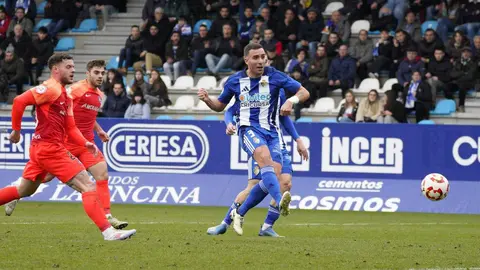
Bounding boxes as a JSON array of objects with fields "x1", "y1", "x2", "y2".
[{"x1": 1, "y1": 117, "x2": 480, "y2": 214}]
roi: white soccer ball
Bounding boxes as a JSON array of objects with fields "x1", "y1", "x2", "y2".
[{"x1": 421, "y1": 173, "x2": 450, "y2": 201}]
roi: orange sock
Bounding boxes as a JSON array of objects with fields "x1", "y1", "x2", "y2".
[
  {"x1": 95, "y1": 180, "x2": 111, "y2": 215},
  {"x1": 0, "y1": 186, "x2": 20, "y2": 205},
  {"x1": 81, "y1": 191, "x2": 111, "y2": 232}
]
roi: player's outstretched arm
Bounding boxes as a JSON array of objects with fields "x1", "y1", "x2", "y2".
[
  {"x1": 281, "y1": 86, "x2": 310, "y2": 116},
  {"x1": 197, "y1": 88, "x2": 227, "y2": 112},
  {"x1": 280, "y1": 114, "x2": 309, "y2": 161},
  {"x1": 10, "y1": 91, "x2": 37, "y2": 143},
  {"x1": 224, "y1": 105, "x2": 237, "y2": 135}
]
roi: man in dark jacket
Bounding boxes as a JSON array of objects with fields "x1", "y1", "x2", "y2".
[
  {"x1": 368, "y1": 29, "x2": 394, "y2": 78},
  {"x1": 349, "y1": 30, "x2": 374, "y2": 80},
  {"x1": 208, "y1": 6, "x2": 237, "y2": 39},
  {"x1": 391, "y1": 30, "x2": 415, "y2": 78},
  {"x1": 276, "y1": 8, "x2": 299, "y2": 58},
  {"x1": 103, "y1": 82, "x2": 130, "y2": 118},
  {"x1": 89, "y1": 0, "x2": 116, "y2": 29},
  {"x1": 446, "y1": 47, "x2": 477, "y2": 112},
  {"x1": 324, "y1": 32, "x2": 342, "y2": 61},
  {"x1": 397, "y1": 46, "x2": 425, "y2": 86},
  {"x1": 205, "y1": 24, "x2": 241, "y2": 76},
  {"x1": 418, "y1": 29, "x2": 444, "y2": 65},
  {"x1": 133, "y1": 24, "x2": 166, "y2": 74},
  {"x1": 190, "y1": 24, "x2": 209, "y2": 75},
  {"x1": 163, "y1": 31, "x2": 190, "y2": 82},
  {"x1": 118, "y1": 25, "x2": 144, "y2": 74},
  {"x1": 297, "y1": 7, "x2": 324, "y2": 59},
  {"x1": 6, "y1": 7, "x2": 32, "y2": 37},
  {"x1": 29, "y1": 26, "x2": 54, "y2": 85},
  {"x1": 44, "y1": 0, "x2": 77, "y2": 38},
  {"x1": 425, "y1": 47, "x2": 452, "y2": 105},
  {"x1": 328, "y1": 44, "x2": 356, "y2": 97},
  {"x1": 1, "y1": 24, "x2": 32, "y2": 62},
  {"x1": 265, "y1": 43, "x2": 285, "y2": 71},
  {"x1": 0, "y1": 49, "x2": 25, "y2": 100},
  {"x1": 260, "y1": 28, "x2": 282, "y2": 57}
]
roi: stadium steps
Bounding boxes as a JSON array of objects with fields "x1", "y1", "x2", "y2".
[{"x1": 83, "y1": 41, "x2": 124, "y2": 52}]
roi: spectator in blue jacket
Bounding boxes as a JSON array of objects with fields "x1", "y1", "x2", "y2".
[
  {"x1": 103, "y1": 82, "x2": 131, "y2": 118},
  {"x1": 328, "y1": 44, "x2": 356, "y2": 98},
  {"x1": 238, "y1": 5, "x2": 255, "y2": 47},
  {"x1": 296, "y1": 7, "x2": 324, "y2": 59},
  {"x1": 397, "y1": 46, "x2": 425, "y2": 86}
]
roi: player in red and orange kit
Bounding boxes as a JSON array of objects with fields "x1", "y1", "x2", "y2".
[
  {"x1": 0, "y1": 53, "x2": 136, "y2": 240},
  {"x1": 4, "y1": 60, "x2": 129, "y2": 229}
]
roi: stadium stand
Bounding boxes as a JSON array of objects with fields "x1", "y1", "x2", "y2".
[{"x1": 0, "y1": 0, "x2": 479, "y2": 125}]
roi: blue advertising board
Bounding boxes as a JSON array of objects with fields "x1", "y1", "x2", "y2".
[{"x1": 1, "y1": 117, "x2": 480, "y2": 214}]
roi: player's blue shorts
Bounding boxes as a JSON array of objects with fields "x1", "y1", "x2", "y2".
[
  {"x1": 238, "y1": 125, "x2": 282, "y2": 165},
  {"x1": 248, "y1": 149, "x2": 292, "y2": 180}
]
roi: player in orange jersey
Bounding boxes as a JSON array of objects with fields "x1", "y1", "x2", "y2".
[
  {"x1": 5, "y1": 60, "x2": 129, "y2": 229},
  {"x1": 0, "y1": 53, "x2": 136, "y2": 240}
]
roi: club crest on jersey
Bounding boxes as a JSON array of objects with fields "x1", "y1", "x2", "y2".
[
  {"x1": 260, "y1": 80, "x2": 267, "y2": 87},
  {"x1": 35, "y1": 85, "x2": 47, "y2": 94}
]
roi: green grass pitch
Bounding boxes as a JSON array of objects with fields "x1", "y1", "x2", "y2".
[{"x1": 1, "y1": 202, "x2": 480, "y2": 269}]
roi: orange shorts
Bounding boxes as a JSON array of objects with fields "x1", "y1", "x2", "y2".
[
  {"x1": 65, "y1": 142, "x2": 105, "y2": 170},
  {"x1": 23, "y1": 142, "x2": 85, "y2": 183}
]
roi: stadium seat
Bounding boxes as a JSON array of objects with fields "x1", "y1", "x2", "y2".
[
  {"x1": 179, "y1": 115, "x2": 196, "y2": 120},
  {"x1": 381, "y1": 78, "x2": 398, "y2": 92},
  {"x1": 203, "y1": 115, "x2": 219, "y2": 121},
  {"x1": 160, "y1": 75, "x2": 171, "y2": 87},
  {"x1": 311, "y1": 97, "x2": 335, "y2": 113},
  {"x1": 106, "y1": 56, "x2": 119, "y2": 70},
  {"x1": 169, "y1": 95, "x2": 195, "y2": 110},
  {"x1": 171, "y1": 76, "x2": 194, "y2": 90},
  {"x1": 320, "y1": 118, "x2": 338, "y2": 123},
  {"x1": 356, "y1": 78, "x2": 380, "y2": 93},
  {"x1": 193, "y1": 19, "x2": 212, "y2": 34},
  {"x1": 156, "y1": 115, "x2": 173, "y2": 120},
  {"x1": 418, "y1": 119, "x2": 435, "y2": 125},
  {"x1": 217, "y1": 76, "x2": 229, "y2": 90},
  {"x1": 430, "y1": 99, "x2": 456, "y2": 115},
  {"x1": 193, "y1": 96, "x2": 216, "y2": 111},
  {"x1": 296, "y1": 117, "x2": 313, "y2": 123},
  {"x1": 421, "y1": 20, "x2": 438, "y2": 34},
  {"x1": 323, "y1": 2, "x2": 344, "y2": 15},
  {"x1": 351, "y1": 20, "x2": 370, "y2": 35},
  {"x1": 54, "y1": 37, "x2": 75, "y2": 51},
  {"x1": 33, "y1": 19, "x2": 52, "y2": 32},
  {"x1": 37, "y1": 1, "x2": 47, "y2": 15},
  {"x1": 71, "y1": 19, "x2": 98, "y2": 32},
  {"x1": 195, "y1": 76, "x2": 217, "y2": 90}
]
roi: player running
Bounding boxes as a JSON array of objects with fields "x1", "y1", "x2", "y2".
[
  {"x1": 207, "y1": 90, "x2": 309, "y2": 237},
  {"x1": 4, "y1": 60, "x2": 129, "y2": 229},
  {"x1": 0, "y1": 53, "x2": 136, "y2": 240},
  {"x1": 198, "y1": 43, "x2": 310, "y2": 235}
]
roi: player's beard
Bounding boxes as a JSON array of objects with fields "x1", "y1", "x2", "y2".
[{"x1": 63, "y1": 73, "x2": 74, "y2": 85}]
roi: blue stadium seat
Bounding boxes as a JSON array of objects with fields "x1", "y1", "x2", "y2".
[
  {"x1": 179, "y1": 115, "x2": 196, "y2": 120},
  {"x1": 368, "y1": 30, "x2": 380, "y2": 35},
  {"x1": 430, "y1": 100, "x2": 455, "y2": 115},
  {"x1": 418, "y1": 119, "x2": 435, "y2": 125},
  {"x1": 203, "y1": 115, "x2": 219, "y2": 121},
  {"x1": 422, "y1": 21, "x2": 438, "y2": 34},
  {"x1": 193, "y1": 19, "x2": 212, "y2": 34},
  {"x1": 156, "y1": 115, "x2": 172, "y2": 120},
  {"x1": 37, "y1": 1, "x2": 47, "y2": 15},
  {"x1": 296, "y1": 117, "x2": 313, "y2": 123},
  {"x1": 106, "y1": 56, "x2": 118, "y2": 70},
  {"x1": 320, "y1": 118, "x2": 337, "y2": 123},
  {"x1": 33, "y1": 18, "x2": 52, "y2": 32},
  {"x1": 54, "y1": 37, "x2": 75, "y2": 51},
  {"x1": 71, "y1": 19, "x2": 98, "y2": 32}
]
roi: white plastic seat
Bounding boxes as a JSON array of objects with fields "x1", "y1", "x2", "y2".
[
  {"x1": 381, "y1": 78, "x2": 399, "y2": 93},
  {"x1": 195, "y1": 76, "x2": 217, "y2": 90},
  {"x1": 172, "y1": 75, "x2": 194, "y2": 89},
  {"x1": 356, "y1": 78, "x2": 380, "y2": 93},
  {"x1": 169, "y1": 95, "x2": 195, "y2": 111},
  {"x1": 311, "y1": 97, "x2": 335, "y2": 113},
  {"x1": 323, "y1": 2, "x2": 344, "y2": 15},
  {"x1": 351, "y1": 20, "x2": 370, "y2": 35},
  {"x1": 160, "y1": 75, "x2": 171, "y2": 87},
  {"x1": 193, "y1": 95, "x2": 216, "y2": 111},
  {"x1": 217, "y1": 76, "x2": 229, "y2": 90}
]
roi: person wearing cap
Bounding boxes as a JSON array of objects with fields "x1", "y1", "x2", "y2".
[
  {"x1": 446, "y1": 46, "x2": 477, "y2": 112},
  {"x1": 397, "y1": 46, "x2": 424, "y2": 86},
  {"x1": 297, "y1": 7, "x2": 323, "y2": 59},
  {"x1": 124, "y1": 90, "x2": 151, "y2": 120},
  {"x1": 0, "y1": 6, "x2": 11, "y2": 44}
]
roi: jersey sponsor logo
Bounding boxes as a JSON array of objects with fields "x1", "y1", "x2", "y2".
[
  {"x1": 81, "y1": 103, "x2": 101, "y2": 112},
  {"x1": 321, "y1": 127, "x2": 403, "y2": 174},
  {"x1": 35, "y1": 85, "x2": 47, "y2": 94},
  {"x1": 452, "y1": 136, "x2": 480, "y2": 166},
  {"x1": 230, "y1": 135, "x2": 310, "y2": 172},
  {"x1": 103, "y1": 123, "x2": 209, "y2": 174},
  {"x1": 0, "y1": 121, "x2": 34, "y2": 169},
  {"x1": 85, "y1": 93, "x2": 91, "y2": 97},
  {"x1": 239, "y1": 93, "x2": 271, "y2": 108}
]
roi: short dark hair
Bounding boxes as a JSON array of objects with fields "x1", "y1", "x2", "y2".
[
  {"x1": 47, "y1": 53, "x2": 73, "y2": 70},
  {"x1": 244, "y1": 43, "x2": 263, "y2": 57},
  {"x1": 131, "y1": 25, "x2": 139, "y2": 29},
  {"x1": 38, "y1": 26, "x2": 48, "y2": 34},
  {"x1": 86, "y1": 59, "x2": 106, "y2": 71},
  {"x1": 15, "y1": 7, "x2": 24, "y2": 12},
  {"x1": 199, "y1": 24, "x2": 208, "y2": 30}
]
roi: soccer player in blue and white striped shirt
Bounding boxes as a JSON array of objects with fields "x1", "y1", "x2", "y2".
[{"x1": 198, "y1": 43, "x2": 310, "y2": 235}]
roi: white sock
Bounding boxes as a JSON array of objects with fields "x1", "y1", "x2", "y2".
[
  {"x1": 261, "y1": 223, "x2": 272, "y2": 231},
  {"x1": 105, "y1": 214, "x2": 112, "y2": 218}
]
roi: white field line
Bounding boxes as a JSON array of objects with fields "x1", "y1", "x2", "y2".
[{"x1": 0, "y1": 221, "x2": 470, "y2": 226}]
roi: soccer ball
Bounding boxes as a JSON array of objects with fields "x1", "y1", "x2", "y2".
[{"x1": 421, "y1": 173, "x2": 450, "y2": 201}]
